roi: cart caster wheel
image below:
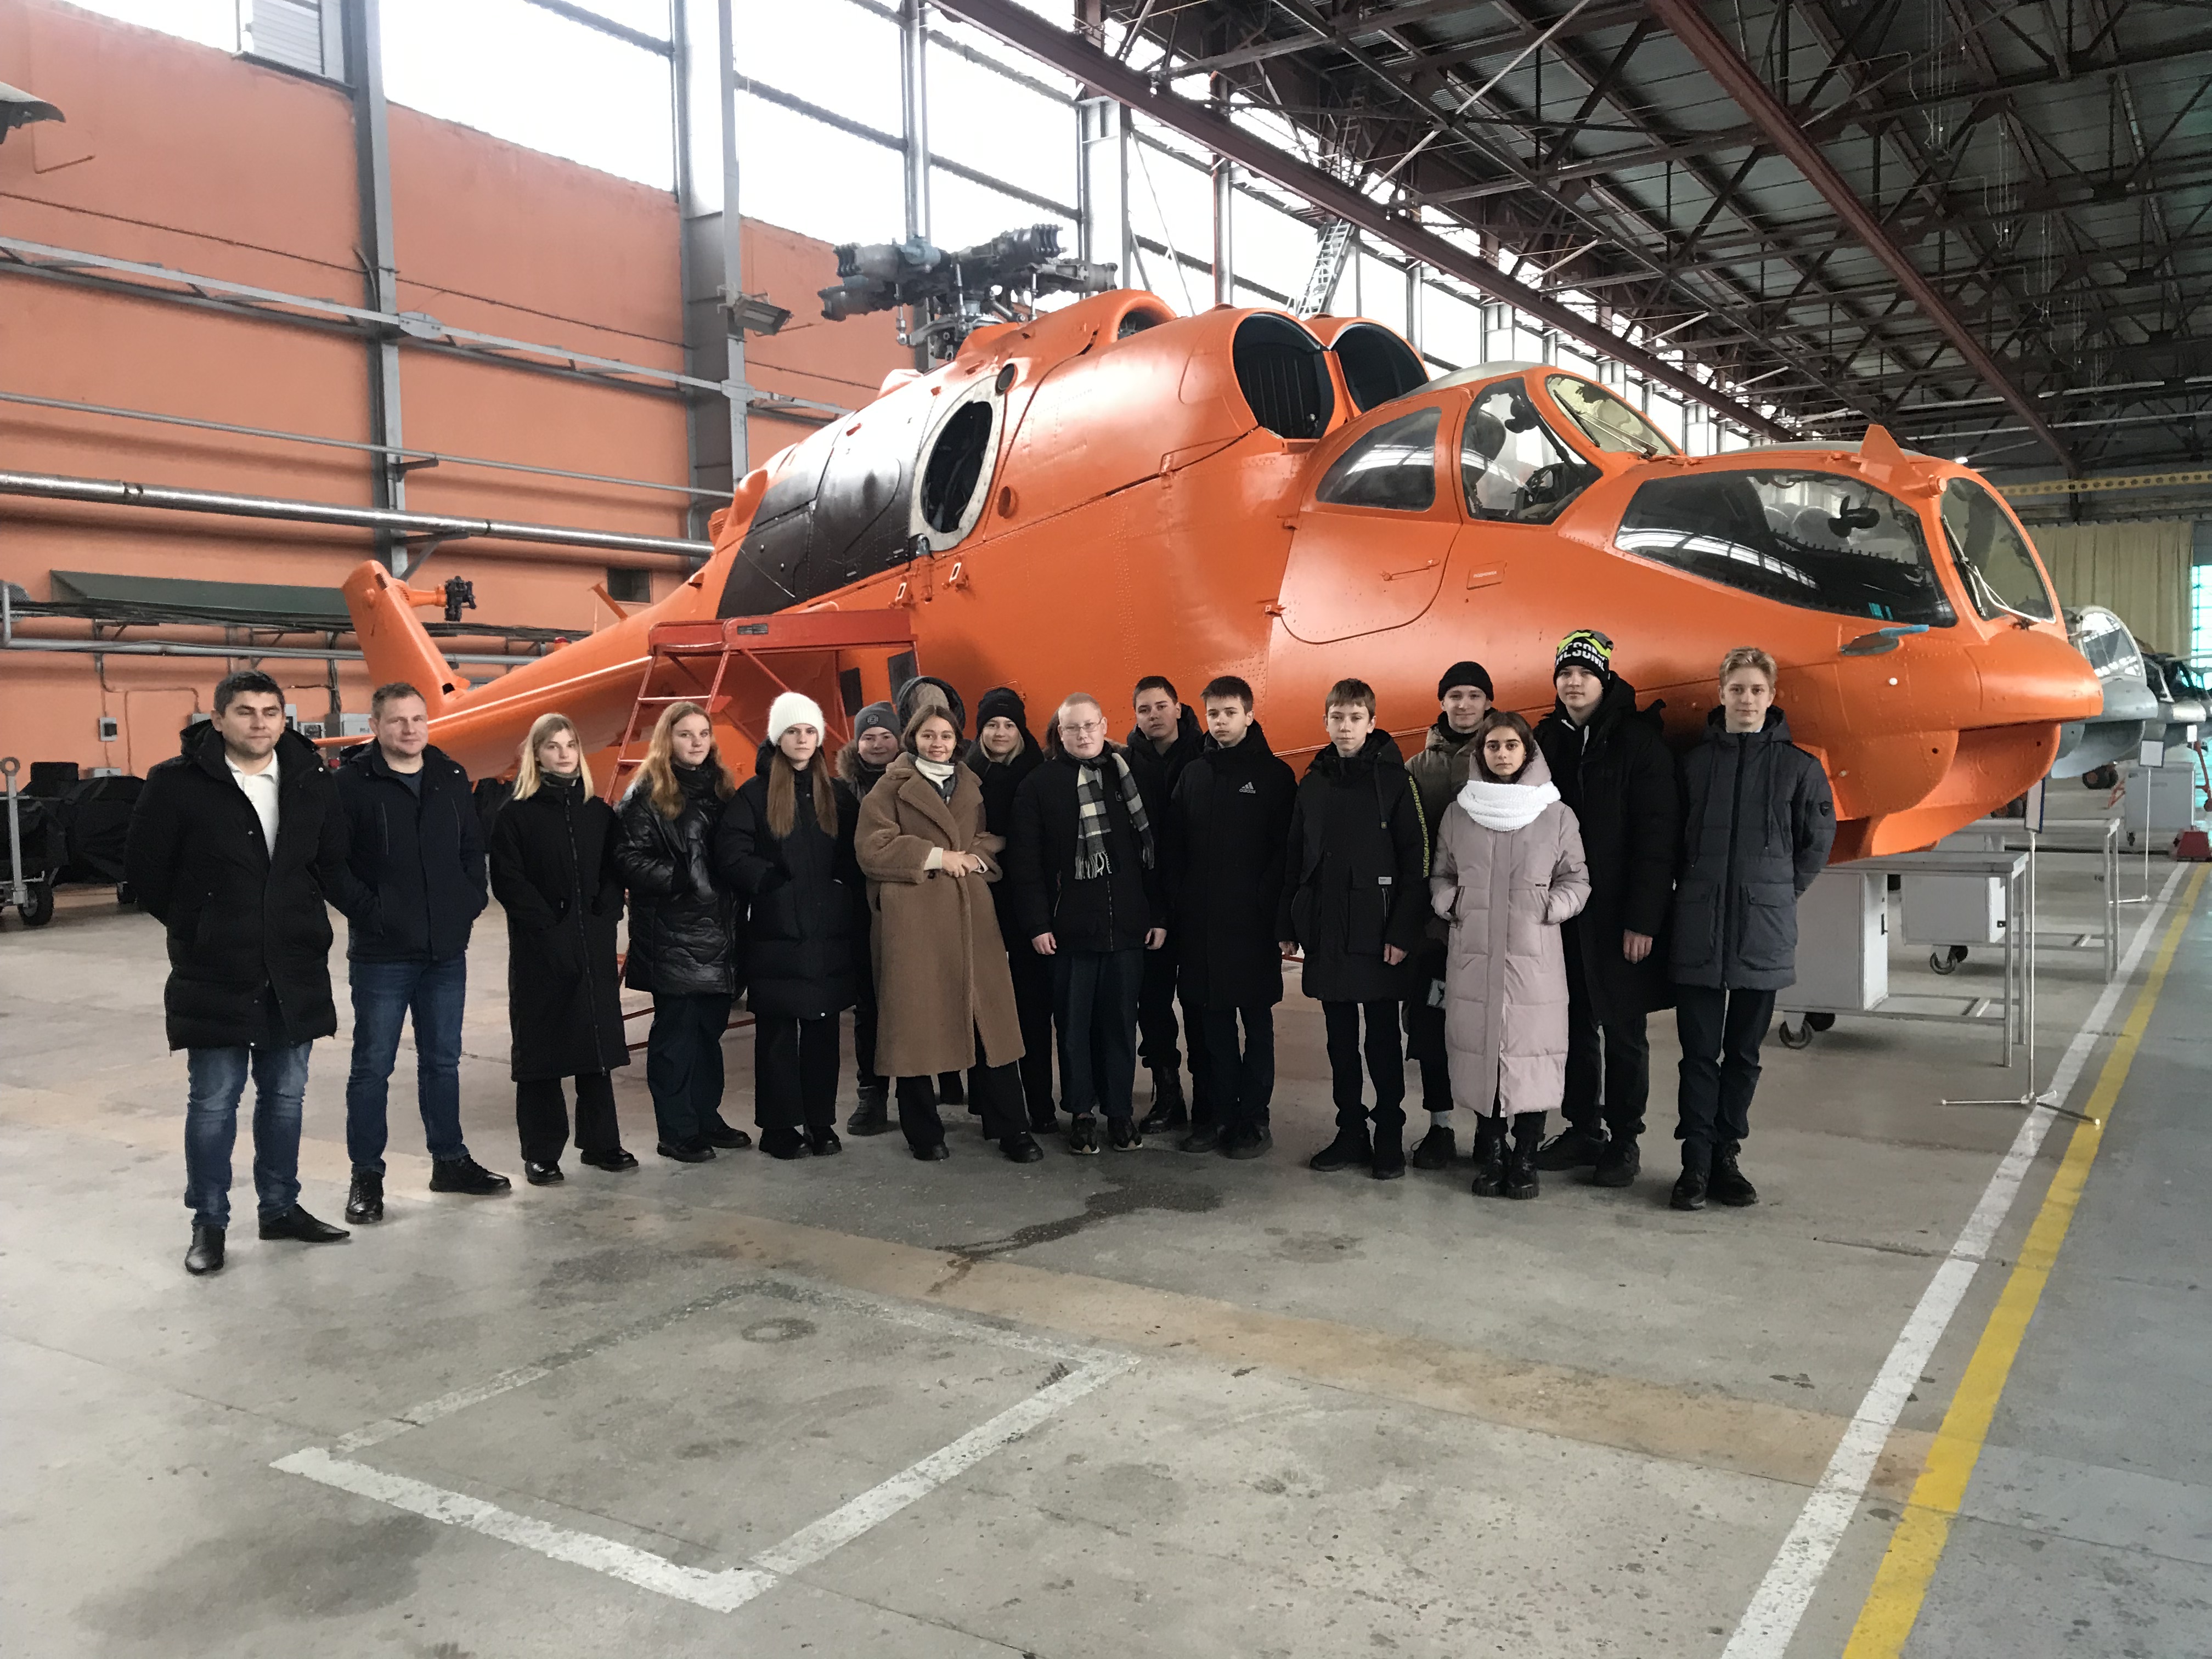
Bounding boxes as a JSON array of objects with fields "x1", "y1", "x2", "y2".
[
  {"x1": 19, "y1": 883, "x2": 54, "y2": 928},
  {"x1": 1929, "y1": 945, "x2": 1967, "y2": 975},
  {"x1": 1778, "y1": 1018, "x2": 1814, "y2": 1049},
  {"x1": 1807, "y1": 1012, "x2": 1835, "y2": 1032}
]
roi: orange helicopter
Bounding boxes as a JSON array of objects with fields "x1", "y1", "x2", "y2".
[{"x1": 342, "y1": 286, "x2": 2100, "y2": 862}]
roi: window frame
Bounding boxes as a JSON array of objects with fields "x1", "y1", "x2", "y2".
[
  {"x1": 1456, "y1": 377, "x2": 1601, "y2": 527},
  {"x1": 1311, "y1": 404, "x2": 1447, "y2": 515},
  {"x1": 1936, "y1": 476, "x2": 2057, "y2": 624}
]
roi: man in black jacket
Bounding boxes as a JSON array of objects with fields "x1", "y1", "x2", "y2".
[
  {"x1": 1669, "y1": 647, "x2": 1835, "y2": 1210},
  {"x1": 837, "y1": 700, "x2": 902, "y2": 1135},
  {"x1": 126, "y1": 672, "x2": 368, "y2": 1274},
  {"x1": 1008, "y1": 693, "x2": 1166, "y2": 1154},
  {"x1": 1533, "y1": 629, "x2": 1679, "y2": 1189},
  {"x1": 968, "y1": 686, "x2": 1057, "y2": 1133},
  {"x1": 334, "y1": 682, "x2": 504, "y2": 1221},
  {"x1": 1278, "y1": 679, "x2": 1429, "y2": 1180},
  {"x1": 1126, "y1": 674, "x2": 1208, "y2": 1133},
  {"x1": 1164, "y1": 676, "x2": 1296, "y2": 1158}
]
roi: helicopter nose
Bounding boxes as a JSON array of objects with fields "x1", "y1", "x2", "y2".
[{"x1": 1972, "y1": 621, "x2": 2104, "y2": 727}]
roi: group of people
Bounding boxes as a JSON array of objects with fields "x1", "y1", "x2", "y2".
[{"x1": 129, "y1": 629, "x2": 1835, "y2": 1278}]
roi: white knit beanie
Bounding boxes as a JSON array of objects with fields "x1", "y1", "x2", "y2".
[{"x1": 766, "y1": 691, "x2": 827, "y2": 746}]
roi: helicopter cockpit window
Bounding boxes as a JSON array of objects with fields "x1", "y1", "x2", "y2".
[
  {"x1": 1314, "y1": 407, "x2": 1440, "y2": 511},
  {"x1": 1459, "y1": 382, "x2": 1598, "y2": 523},
  {"x1": 1547, "y1": 375, "x2": 1678, "y2": 457},
  {"x1": 919, "y1": 400, "x2": 994, "y2": 534},
  {"x1": 2071, "y1": 609, "x2": 2141, "y2": 681},
  {"x1": 1618, "y1": 470, "x2": 1953, "y2": 625},
  {"x1": 1939, "y1": 478, "x2": 2055, "y2": 622}
]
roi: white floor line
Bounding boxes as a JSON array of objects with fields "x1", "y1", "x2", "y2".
[
  {"x1": 278, "y1": 1352, "x2": 1138, "y2": 1614},
  {"x1": 334, "y1": 1363, "x2": 554, "y2": 1454},
  {"x1": 1720, "y1": 865, "x2": 2187, "y2": 1659}
]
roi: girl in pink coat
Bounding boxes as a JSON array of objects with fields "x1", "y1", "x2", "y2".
[{"x1": 1430, "y1": 712, "x2": 1591, "y2": 1199}]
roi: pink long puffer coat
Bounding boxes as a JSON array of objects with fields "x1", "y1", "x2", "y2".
[{"x1": 1429, "y1": 749, "x2": 1591, "y2": 1120}]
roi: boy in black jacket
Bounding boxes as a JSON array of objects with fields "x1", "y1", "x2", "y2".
[
  {"x1": 1007, "y1": 692, "x2": 1166, "y2": 1154},
  {"x1": 1164, "y1": 676, "x2": 1297, "y2": 1158},
  {"x1": 1126, "y1": 674, "x2": 1208, "y2": 1134},
  {"x1": 1277, "y1": 679, "x2": 1429, "y2": 1179}
]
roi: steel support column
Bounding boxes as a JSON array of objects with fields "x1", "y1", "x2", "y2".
[
  {"x1": 1210, "y1": 155, "x2": 1234, "y2": 306},
  {"x1": 675, "y1": 0, "x2": 747, "y2": 543},
  {"x1": 901, "y1": 0, "x2": 932, "y2": 245},
  {"x1": 1645, "y1": 0, "x2": 2073, "y2": 469},
  {"x1": 342, "y1": 0, "x2": 405, "y2": 571}
]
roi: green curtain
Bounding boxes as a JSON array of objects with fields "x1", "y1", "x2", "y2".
[{"x1": 2029, "y1": 519, "x2": 2193, "y2": 657}]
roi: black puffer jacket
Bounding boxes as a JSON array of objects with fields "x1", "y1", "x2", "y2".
[
  {"x1": 333, "y1": 739, "x2": 487, "y2": 962},
  {"x1": 1670, "y1": 708, "x2": 1836, "y2": 991},
  {"x1": 1006, "y1": 743, "x2": 1164, "y2": 953},
  {"x1": 126, "y1": 725, "x2": 370, "y2": 1051},
  {"x1": 614, "y1": 760, "x2": 741, "y2": 996},
  {"x1": 714, "y1": 745, "x2": 865, "y2": 1019},
  {"x1": 966, "y1": 725, "x2": 1046, "y2": 941},
  {"x1": 1164, "y1": 723, "x2": 1297, "y2": 1009},
  {"x1": 1124, "y1": 704, "x2": 1205, "y2": 821},
  {"x1": 488, "y1": 776, "x2": 629, "y2": 1081},
  {"x1": 1277, "y1": 731, "x2": 1427, "y2": 1003},
  {"x1": 1535, "y1": 674, "x2": 1680, "y2": 1021}
]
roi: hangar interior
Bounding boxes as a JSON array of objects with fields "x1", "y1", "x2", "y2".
[{"x1": 3, "y1": 2, "x2": 2211, "y2": 1656}]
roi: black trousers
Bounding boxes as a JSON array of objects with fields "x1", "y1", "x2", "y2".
[
  {"x1": 1196, "y1": 1004, "x2": 1276, "y2": 1128},
  {"x1": 854, "y1": 977, "x2": 885, "y2": 1095},
  {"x1": 515, "y1": 1072, "x2": 618, "y2": 1165},
  {"x1": 1323, "y1": 998, "x2": 1405, "y2": 1138},
  {"x1": 1674, "y1": 986, "x2": 1777, "y2": 1160},
  {"x1": 1007, "y1": 941, "x2": 1058, "y2": 1126},
  {"x1": 895, "y1": 1025, "x2": 1028, "y2": 1150},
  {"x1": 1055, "y1": 946, "x2": 1143, "y2": 1121},
  {"x1": 1137, "y1": 944, "x2": 1211, "y2": 1109},
  {"x1": 1562, "y1": 1001, "x2": 1651, "y2": 1140},
  {"x1": 1404, "y1": 988, "x2": 1450, "y2": 1113},
  {"x1": 646, "y1": 992, "x2": 731, "y2": 1147},
  {"x1": 754, "y1": 1012, "x2": 842, "y2": 1131}
]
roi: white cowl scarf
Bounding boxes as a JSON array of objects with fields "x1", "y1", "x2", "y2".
[{"x1": 1455, "y1": 774, "x2": 1559, "y2": 832}]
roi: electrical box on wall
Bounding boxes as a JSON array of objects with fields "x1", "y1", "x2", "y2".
[
  {"x1": 96, "y1": 715, "x2": 119, "y2": 742},
  {"x1": 340, "y1": 714, "x2": 373, "y2": 738}
]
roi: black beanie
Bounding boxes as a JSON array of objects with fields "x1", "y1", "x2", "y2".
[
  {"x1": 976, "y1": 685, "x2": 1028, "y2": 733},
  {"x1": 1437, "y1": 660, "x2": 1495, "y2": 699},
  {"x1": 851, "y1": 701, "x2": 898, "y2": 741}
]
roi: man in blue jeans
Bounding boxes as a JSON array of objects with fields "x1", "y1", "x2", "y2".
[
  {"x1": 334, "y1": 682, "x2": 507, "y2": 1220},
  {"x1": 126, "y1": 670, "x2": 371, "y2": 1274}
]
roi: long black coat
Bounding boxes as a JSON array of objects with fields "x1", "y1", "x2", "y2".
[
  {"x1": 126, "y1": 725, "x2": 370, "y2": 1051},
  {"x1": 1164, "y1": 723, "x2": 1297, "y2": 1009},
  {"x1": 332, "y1": 739, "x2": 488, "y2": 963},
  {"x1": 1671, "y1": 708, "x2": 1836, "y2": 991},
  {"x1": 1277, "y1": 731, "x2": 1428, "y2": 1004},
  {"x1": 613, "y1": 761, "x2": 741, "y2": 997},
  {"x1": 1535, "y1": 675, "x2": 1680, "y2": 1023},
  {"x1": 488, "y1": 777, "x2": 629, "y2": 1081},
  {"x1": 1006, "y1": 744, "x2": 1164, "y2": 953},
  {"x1": 966, "y1": 727, "x2": 1046, "y2": 944},
  {"x1": 713, "y1": 747, "x2": 865, "y2": 1019}
]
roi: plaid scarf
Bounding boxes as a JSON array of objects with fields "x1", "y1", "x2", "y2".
[{"x1": 1074, "y1": 748, "x2": 1152, "y2": 880}]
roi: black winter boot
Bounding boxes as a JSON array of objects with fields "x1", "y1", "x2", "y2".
[
  {"x1": 1139, "y1": 1068, "x2": 1189, "y2": 1135},
  {"x1": 1469, "y1": 1116, "x2": 1508, "y2": 1197},
  {"x1": 184, "y1": 1222, "x2": 225, "y2": 1276},
  {"x1": 1709, "y1": 1142, "x2": 1759, "y2": 1206},
  {"x1": 1592, "y1": 1136, "x2": 1641, "y2": 1188},
  {"x1": 1504, "y1": 1113, "x2": 1545, "y2": 1199},
  {"x1": 1370, "y1": 1122, "x2": 1407, "y2": 1181},
  {"x1": 1308, "y1": 1124, "x2": 1371, "y2": 1172},
  {"x1": 1533, "y1": 1123, "x2": 1606, "y2": 1171},
  {"x1": 1410, "y1": 1120, "x2": 1457, "y2": 1170},
  {"x1": 1672, "y1": 1142, "x2": 1712, "y2": 1210},
  {"x1": 846, "y1": 1085, "x2": 891, "y2": 1137}
]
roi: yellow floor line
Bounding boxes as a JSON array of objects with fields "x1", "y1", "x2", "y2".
[{"x1": 1841, "y1": 864, "x2": 2207, "y2": 1658}]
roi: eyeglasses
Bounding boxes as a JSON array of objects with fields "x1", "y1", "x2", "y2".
[{"x1": 1060, "y1": 720, "x2": 1106, "y2": 736}]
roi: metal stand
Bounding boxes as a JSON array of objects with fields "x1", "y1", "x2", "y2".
[
  {"x1": 1940, "y1": 828, "x2": 2100, "y2": 1126},
  {"x1": 2, "y1": 757, "x2": 25, "y2": 912}
]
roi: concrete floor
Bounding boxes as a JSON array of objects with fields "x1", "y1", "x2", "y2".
[{"x1": 3, "y1": 817, "x2": 2206, "y2": 1658}]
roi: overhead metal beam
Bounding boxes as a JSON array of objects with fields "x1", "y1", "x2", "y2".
[
  {"x1": 1645, "y1": 0, "x2": 2072, "y2": 468},
  {"x1": 938, "y1": 0, "x2": 1794, "y2": 438}
]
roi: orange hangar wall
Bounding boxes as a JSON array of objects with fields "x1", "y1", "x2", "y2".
[{"x1": 0, "y1": 0, "x2": 904, "y2": 779}]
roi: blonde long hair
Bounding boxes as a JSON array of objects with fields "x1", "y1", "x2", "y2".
[
  {"x1": 636, "y1": 701, "x2": 732, "y2": 819},
  {"x1": 513, "y1": 713, "x2": 594, "y2": 800},
  {"x1": 765, "y1": 742, "x2": 839, "y2": 839}
]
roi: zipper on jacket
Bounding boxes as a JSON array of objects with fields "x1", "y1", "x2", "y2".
[{"x1": 1722, "y1": 736, "x2": 1745, "y2": 961}]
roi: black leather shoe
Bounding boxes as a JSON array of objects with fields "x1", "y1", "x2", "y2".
[
  {"x1": 1308, "y1": 1128, "x2": 1371, "y2": 1172},
  {"x1": 1066, "y1": 1115, "x2": 1101, "y2": 1156},
  {"x1": 579, "y1": 1147, "x2": 638, "y2": 1172},
  {"x1": 760, "y1": 1125, "x2": 810, "y2": 1160},
  {"x1": 1222, "y1": 1123, "x2": 1272, "y2": 1160},
  {"x1": 259, "y1": 1204, "x2": 350, "y2": 1242},
  {"x1": 1671, "y1": 1167, "x2": 1709, "y2": 1210},
  {"x1": 1028, "y1": 1111, "x2": 1060, "y2": 1136},
  {"x1": 1370, "y1": 1131, "x2": 1407, "y2": 1180},
  {"x1": 1592, "y1": 1137, "x2": 1641, "y2": 1188},
  {"x1": 1000, "y1": 1132, "x2": 1045, "y2": 1163},
  {"x1": 428, "y1": 1156, "x2": 512, "y2": 1195},
  {"x1": 345, "y1": 1170, "x2": 383, "y2": 1223},
  {"x1": 1108, "y1": 1116, "x2": 1142, "y2": 1152},
  {"x1": 184, "y1": 1223, "x2": 225, "y2": 1276},
  {"x1": 846, "y1": 1087, "x2": 891, "y2": 1136},
  {"x1": 1533, "y1": 1126, "x2": 1606, "y2": 1171},
  {"x1": 657, "y1": 1139, "x2": 715, "y2": 1163},
  {"x1": 1181, "y1": 1121, "x2": 1224, "y2": 1154},
  {"x1": 1708, "y1": 1149, "x2": 1759, "y2": 1207},
  {"x1": 702, "y1": 1120, "x2": 753, "y2": 1150},
  {"x1": 1410, "y1": 1123, "x2": 1457, "y2": 1170},
  {"x1": 912, "y1": 1139, "x2": 951, "y2": 1161},
  {"x1": 524, "y1": 1161, "x2": 564, "y2": 1186},
  {"x1": 805, "y1": 1126, "x2": 842, "y2": 1156}
]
